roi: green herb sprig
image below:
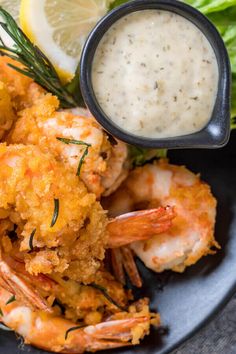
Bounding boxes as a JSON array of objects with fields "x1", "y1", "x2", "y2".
[
  {"x1": 56, "y1": 138, "x2": 91, "y2": 176},
  {"x1": 65, "y1": 324, "x2": 86, "y2": 340},
  {"x1": 29, "y1": 228, "x2": 36, "y2": 251},
  {"x1": 5, "y1": 295, "x2": 15, "y2": 305},
  {"x1": 50, "y1": 199, "x2": 59, "y2": 228},
  {"x1": 0, "y1": 7, "x2": 83, "y2": 108},
  {"x1": 88, "y1": 283, "x2": 127, "y2": 312}
]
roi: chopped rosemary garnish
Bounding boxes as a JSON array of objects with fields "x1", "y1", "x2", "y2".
[
  {"x1": 0, "y1": 323, "x2": 12, "y2": 331},
  {"x1": 56, "y1": 137, "x2": 91, "y2": 147},
  {"x1": 29, "y1": 228, "x2": 36, "y2": 251},
  {"x1": 51, "y1": 199, "x2": 59, "y2": 228},
  {"x1": 88, "y1": 283, "x2": 127, "y2": 312},
  {"x1": 65, "y1": 325, "x2": 86, "y2": 340},
  {"x1": 76, "y1": 146, "x2": 89, "y2": 176},
  {"x1": 5, "y1": 295, "x2": 15, "y2": 305},
  {"x1": 0, "y1": 8, "x2": 83, "y2": 108},
  {"x1": 56, "y1": 138, "x2": 91, "y2": 176},
  {"x1": 0, "y1": 308, "x2": 3, "y2": 316}
]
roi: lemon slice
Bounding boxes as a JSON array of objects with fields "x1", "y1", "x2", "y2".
[
  {"x1": 0, "y1": 0, "x2": 20, "y2": 47},
  {"x1": 20, "y1": 0, "x2": 113, "y2": 82},
  {"x1": 0, "y1": 0, "x2": 20, "y2": 22}
]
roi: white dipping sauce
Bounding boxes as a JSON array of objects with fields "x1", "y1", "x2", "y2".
[{"x1": 92, "y1": 10, "x2": 219, "y2": 138}]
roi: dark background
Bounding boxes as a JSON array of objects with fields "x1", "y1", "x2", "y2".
[{"x1": 173, "y1": 294, "x2": 236, "y2": 354}]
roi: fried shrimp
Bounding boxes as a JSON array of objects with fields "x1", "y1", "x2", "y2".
[
  {"x1": 104, "y1": 159, "x2": 218, "y2": 277},
  {"x1": 0, "y1": 285, "x2": 159, "y2": 353},
  {"x1": 0, "y1": 81, "x2": 16, "y2": 139},
  {"x1": 0, "y1": 146, "x2": 173, "y2": 353},
  {"x1": 0, "y1": 252, "x2": 160, "y2": 352},
  {"x1": 0, "y1": 56, "x2": 45, "y2": 110},
  {"x1": 8, "y1": 94, "x2": 129, "y2": 198},
  {"x1": 0, "y1": 143, "x2": 175, "y2": 279},
  {"x1": 0, "y1": 143, "x2": 107, "y2": 283}
]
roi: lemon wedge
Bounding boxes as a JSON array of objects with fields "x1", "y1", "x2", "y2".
[
  {"x1": 0, "y1": 0, "x2": 20, "y2": 22},
  {"x1": 20, "y1": 0, "x2": 114, "y2": 82},
  {"x1": 0, "y1": 0, "x2": 20, "y2": 47}
]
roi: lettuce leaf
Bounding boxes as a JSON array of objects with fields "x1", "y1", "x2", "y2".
[
  {"x1": 184, "y1": 0, "x2": 236, "y2": 14},
  {"x1": 129, "y1": 146, "x2": 167, "y2": 166},
  {"x1": 109, "y1": 0, "x2": 129, "y2": 10}
]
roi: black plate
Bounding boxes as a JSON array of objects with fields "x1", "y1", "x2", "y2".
[{"x1": 1, "y1": 131, "x2": 236, "y2": 354}]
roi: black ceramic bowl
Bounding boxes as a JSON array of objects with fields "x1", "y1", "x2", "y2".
[{"x1": 80, "y1": 0, "x2": 231, "y2": 149}]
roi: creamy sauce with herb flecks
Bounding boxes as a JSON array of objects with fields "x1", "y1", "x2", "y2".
[{"x1": 92, "y1": 10, "x2": 219, "y2": 138}]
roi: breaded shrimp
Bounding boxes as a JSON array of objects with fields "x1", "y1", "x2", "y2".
[
  {"x1": 0, "y1": 81, "x2": 16, "y2": 139},
  {"x1": 0, "y1": 252, "x2": 160, "y2": 352},
  {"x1": 0, "y1": 285, "x2": 159, "y2": 353},
  {"x1": 8, "y1": 94, "x2": 129, "y2": 198},
  {"x1": 0, "y1": 252, "x2": 157, "y2": 326},
  {"x1": 0, "y1": 56, "x2": 45, "y2": 110},
  {"x1": 104, "y1": 159, "x2": 218, "y2": 279},
  {"x1": 0, "y1": 143, "x2": 107, "y2": 283},
  {"x1": 0, "y1": 144, "x2": 175, "y2": 283}
]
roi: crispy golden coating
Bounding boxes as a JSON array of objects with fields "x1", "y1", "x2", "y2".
[
  {"x1": 0, "y1": 143, "x2": 108, "y2": 282},
  {"x1": 0, "y1": 56, "x2": 45, "y2": 110},
  {"x1": 8, "y1": 93, "x2": 128, "y2": 198},
  {"x1": 0, "y1": 285, "x2": 158, "y2": 353},
  {"x1": 0, "y1": 81, "x2": 16, "y2": 139}
]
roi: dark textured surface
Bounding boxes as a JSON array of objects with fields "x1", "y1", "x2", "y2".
[
  {"x1": 0, "y1": 131, "x2": 236, "y2": 354},
  {"x1": 172, "y1": 294, "x2": 236, "y2": 354}
]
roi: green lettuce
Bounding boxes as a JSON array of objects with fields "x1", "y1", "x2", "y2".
[
  {"x1": 109, "y1": 0, "x2": 128, "y2": 9},
  {"x1": 129, "y1": 146, "x2": 167, "y2": 167},
  {"x1": 184, "y1": 0, "x2": 236, "y2": 14}
]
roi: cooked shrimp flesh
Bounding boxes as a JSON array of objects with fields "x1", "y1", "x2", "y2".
[
  {"x1": 8, "y1": 94, "x2": 129, "y2": 198},
  {"x1": 0, "y1": 285, "x2": 159, "y2": 353},
  {"x1": 104, "y1": 159, "x2": 218, "y2": 275}
]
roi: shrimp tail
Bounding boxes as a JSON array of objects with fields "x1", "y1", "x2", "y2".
[
  {"x1": 107, "y1": 206, "x2": 175, "y2": 248},
  {"x1": 0, "y1": 287, "x2": 157, "y2": 353},
  {"x1": 81, "y1": 317, "x2": 149, "y2": 351},
  {"x1": 111, "y1": 247, "x2": 142, "y2": 288},
  {"x1": 0, "y1": 251, "x2": 51, "y2": 312}
]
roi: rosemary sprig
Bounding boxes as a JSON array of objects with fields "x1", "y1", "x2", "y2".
[
  {"x1": 65, "y1": 325, "x2": 86, "y2": 340},
  {"x1": 5, "y1": 295, "x2": 15, "y2": 305},
  {"x1": 29, "y1": 228, "x2": 36, "y2": 251},
  {"x1": 0, "y1": 7, "x2": 83, "y2": 108},
  {"x1": 56, "y1": 137, "x2": 91, "y2": 176},
  {"x1": 76, "y1": 146, "x2": 89, "y2": 176},
  {"x1": 51, "y1": 199, "x2": 59, "y2": 228},
  {"x1": 88, "y1": 283, "x2": 127, "y2": 312}
]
